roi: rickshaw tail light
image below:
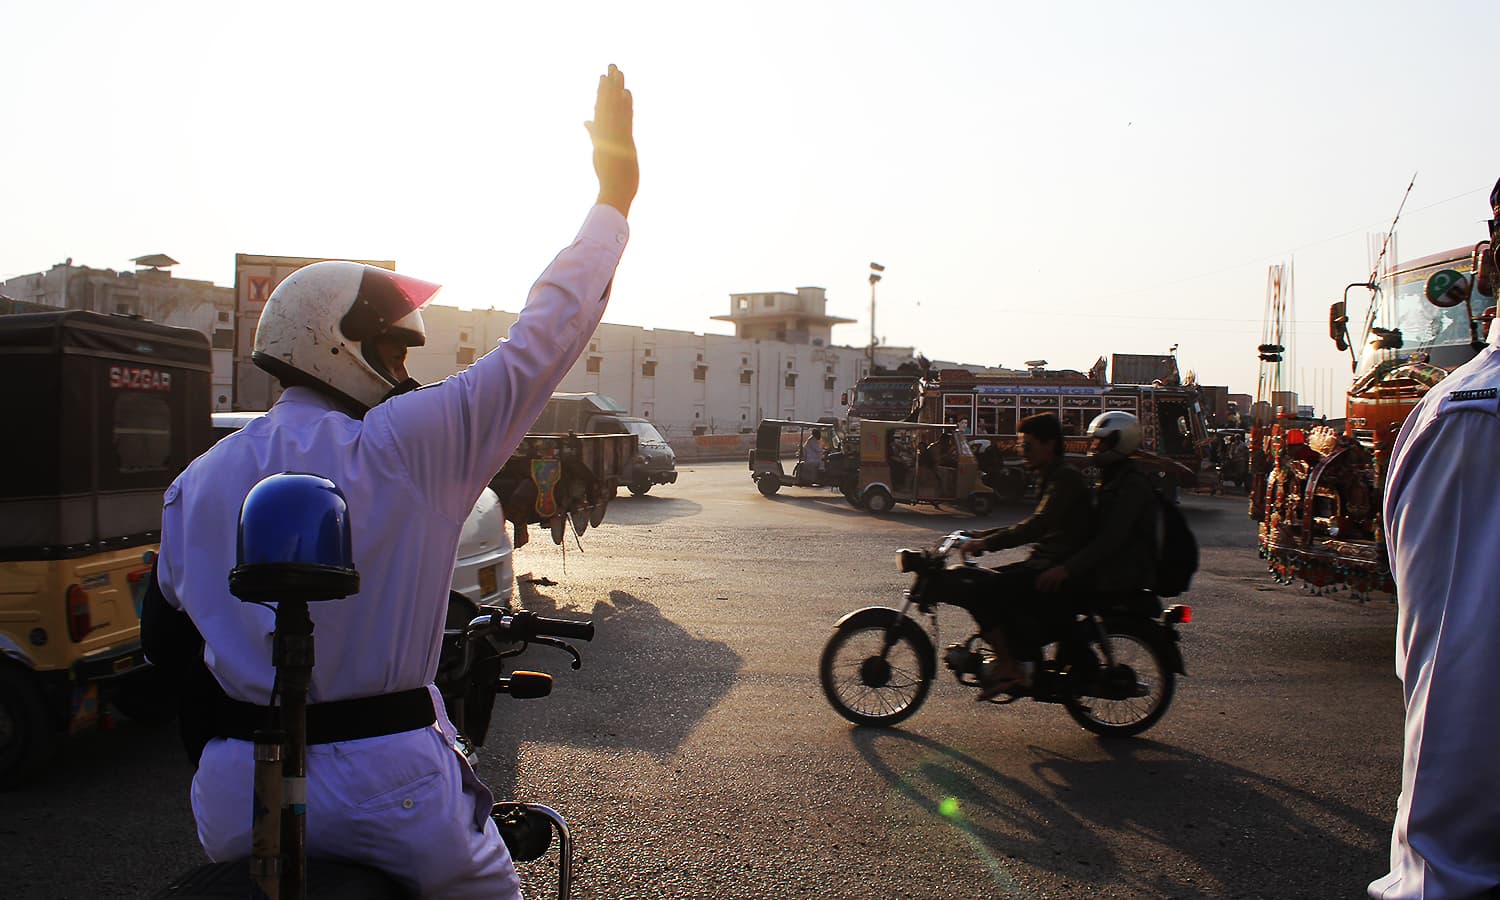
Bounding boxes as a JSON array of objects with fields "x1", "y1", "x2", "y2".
[
  {"x1": 66, "y1": 584, "x2": 91, "y2": 642},
  {"x1": 1165, "y1": 604, "x2": 1192, "y2": 624}
]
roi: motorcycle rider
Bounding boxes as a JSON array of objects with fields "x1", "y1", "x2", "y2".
[
  {"x1": 145, "y1": 65, "x2": 637, "y2": 898},
  {"x1": 1035, "y1": 411, "x2": 1158, "y2": 596},
  {"x1": 955, "y1": 413, "x2": 1090, "y2": 700}
]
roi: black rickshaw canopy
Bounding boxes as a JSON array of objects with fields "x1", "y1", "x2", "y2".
[{"x1": 0, "y1": 310, "x2": 212, "y2": 558}]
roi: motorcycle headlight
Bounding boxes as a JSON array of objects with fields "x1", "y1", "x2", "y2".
[{"x1": 897, "y1": 549, "x2": 922, "y2": 573}]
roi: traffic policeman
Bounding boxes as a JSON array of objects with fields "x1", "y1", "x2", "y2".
[
  {"x1": 149, "y1": 66, "x2": 637, "y2": 898},
  {"x1": 1370, "y1": 180, "x2": 1500, "y2": 899}
]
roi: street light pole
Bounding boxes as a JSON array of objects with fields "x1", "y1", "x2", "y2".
[{"x1": 868, "y1": 262, "x2": 884, "y2": 375}]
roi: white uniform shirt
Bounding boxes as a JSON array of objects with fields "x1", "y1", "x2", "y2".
[
  {"x1": 1370, "y1": 325, "x2": 1500, "y2": 899},
  {"x1": 156, "y1": 205, "x2": 628, "y2": 897}
]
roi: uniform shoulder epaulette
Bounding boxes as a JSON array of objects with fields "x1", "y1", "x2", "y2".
[
  {"x1": 1441, "y1": 384, "x2": 1500, "y2": 414},
  {"x1": 1447, "y1": 387, "x2": 1498, "y2": 402}
]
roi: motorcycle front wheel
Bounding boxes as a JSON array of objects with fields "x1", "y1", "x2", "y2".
[
  {"x1": 1063, "y1": 625, "x2": 1175, "y2": 738},
  {"x1": 819, "y1": 620, "x2": 934, "y2": 727}
]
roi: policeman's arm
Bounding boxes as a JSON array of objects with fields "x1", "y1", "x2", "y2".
[
  {"x1": 140, "y1": 557, "x2": 202, "y2": 670},
  {"x1": 375, "y1": 68, "x2": 635, "y2": 517}
]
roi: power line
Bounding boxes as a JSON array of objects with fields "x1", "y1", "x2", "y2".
[{"x1": 1083, "y1": 184, "x2": 1487, "y2": 303}]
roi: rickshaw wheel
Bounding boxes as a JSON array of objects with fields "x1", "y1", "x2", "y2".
[
  {"x1": 841, "y1": 485, "x2": 864, "y2": 508},
  {"x1": 756, "y1": 476, "x2": 780, "y2": 497},
  {"x1": 0, "y1": 666, "x2": 57, "y2": 789},
  {"x1": 968, "y1": 492, "x2": 995, "y2": 517},
  {"x1": 863, "y1": 486, "x2": 895, "y2": 514}
]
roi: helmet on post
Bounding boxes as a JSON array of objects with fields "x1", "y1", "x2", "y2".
[
  {"x1": 252, "y1": 261, "x2": 441, "y2": 412},
  {"x1": 1086, "y1": 411, "x2": 1143, "y2": 456}
]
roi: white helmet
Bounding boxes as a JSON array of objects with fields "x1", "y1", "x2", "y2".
[
  {"x1": 252, "y1": 261, "x2": 440, "y2": 411},
  {"x1": 1087, "y1": 410, "x2": 1143, "y2": 456}
]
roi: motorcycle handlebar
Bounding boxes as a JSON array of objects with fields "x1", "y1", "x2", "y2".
[{"x1": 519, "y1": 611, "x2": 595, "y2": 643}]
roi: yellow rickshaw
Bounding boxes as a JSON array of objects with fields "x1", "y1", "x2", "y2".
[
  {"x1": 0, "y1": 310, "x2": 211, "y2": 785},
  {"x1": 849, "y1": 419, "x2": 996, "y2": 516}
]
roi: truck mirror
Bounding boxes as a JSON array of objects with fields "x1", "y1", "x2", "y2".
[
  {"x1": 1425, "y1": 269, "x2": 1472, "y2": 309},
  {"x1": 1328, "y1": 301, "x2": 1349, "y2": 352},
  {"x1": 839, "y1": 391, "x2": 849, "y2": 406}
]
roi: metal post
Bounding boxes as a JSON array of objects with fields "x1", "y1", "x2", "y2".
[
  {"x1": 249, "y1": 731, "x2": 284, "y2": 900},
  {"x1": 272, "y1": 600, "x2": 315, "y2": 900},
  {"x1": 868, "y1": 262, "x2": 884, "y2": 372}
]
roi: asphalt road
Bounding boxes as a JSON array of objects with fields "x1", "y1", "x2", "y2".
[{"x1": 3, "y1": 461, "x2": 1405, "y2": 899}]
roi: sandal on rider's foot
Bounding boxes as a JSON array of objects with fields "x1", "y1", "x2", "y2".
[{"x1": 976, "y1": 676, "x2": 1027, "y2": 702}]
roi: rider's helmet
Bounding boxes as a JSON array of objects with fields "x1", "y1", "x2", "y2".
[
  {"x1": 1086, "y1": 411, "x2": 1143, "y2": 456},
  {"x1": 252, "y1": 261, "x2": 442, "y2": 412}
]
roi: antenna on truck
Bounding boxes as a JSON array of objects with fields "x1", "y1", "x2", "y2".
[{"x1": 1355, "y1": 173, "x2": 1418, "y2": 360}]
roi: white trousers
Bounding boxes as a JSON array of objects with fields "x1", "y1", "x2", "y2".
[{"x1": 192, "y1": 726, "x2": 520, "y2": 899}]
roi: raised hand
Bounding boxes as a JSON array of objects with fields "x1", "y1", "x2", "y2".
[{"x1": 585, "y1": 64, "x2": 638, "y2": 217}]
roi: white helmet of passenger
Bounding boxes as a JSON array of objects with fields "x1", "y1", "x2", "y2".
[
  {"x1": 1086, "y1": 410, "x2": 1143, "y2": 456},
  {"x1": 252, "y1": 261, "x2": 441, "y2": 411}
]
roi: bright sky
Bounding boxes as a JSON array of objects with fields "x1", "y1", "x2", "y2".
[{"x1": 5, "y1": 0, "x2": 1499, "y2": 412}]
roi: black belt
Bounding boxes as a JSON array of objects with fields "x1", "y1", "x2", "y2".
[{"x1": 215, "y1": 687, "x2": 436, "y2": 745}]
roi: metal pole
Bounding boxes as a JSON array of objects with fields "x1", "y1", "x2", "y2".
[{"x1": 273, "y1": 600, "x2": 315, "y2": 900}]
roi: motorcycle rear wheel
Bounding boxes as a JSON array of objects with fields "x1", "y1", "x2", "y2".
[
  {"x1": 1063, "y1": 626, "x2": 1175, "y2": 738},
  {"x1": 819, "y1": 621, "x2": 933, "y2": 727}
]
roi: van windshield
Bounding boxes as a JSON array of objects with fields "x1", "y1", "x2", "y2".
[{"x1": 623, "y1": 421, "x2": 667, "y2": 445}]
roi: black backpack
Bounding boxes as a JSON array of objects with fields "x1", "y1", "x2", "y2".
[{"x1": 1151, "y1": 490, "x2": 1198, "y2": 597}]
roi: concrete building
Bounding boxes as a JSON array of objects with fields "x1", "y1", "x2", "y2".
[
  {"x1": 709, "y1": 286, "x2": 855, "y2": 347},
  {"x1": 407, "y1": 300, "x2": 997, "y2": 441},
  {"x1": 0, "y1": 256, "x2": 236, "y2": 409}
]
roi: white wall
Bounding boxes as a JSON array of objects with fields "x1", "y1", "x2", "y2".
[{"x1": 405, "y1": 303, "x2": 996, "y2": 438}]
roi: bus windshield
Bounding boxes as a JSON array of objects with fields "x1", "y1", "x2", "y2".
[{"x1": 851, "y1": 380, "x2": 919, "y2": 419}]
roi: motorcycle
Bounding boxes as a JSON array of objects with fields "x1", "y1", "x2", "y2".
[{"x1": 818, "y1": 531, "x2": 1192, "y2": 737}]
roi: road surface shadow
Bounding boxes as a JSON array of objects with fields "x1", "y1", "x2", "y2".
[
  {"x1": 480, "y1": 583, "x2": 740, "y2": 797},
  {"x1": 851, "y1": 729, "x2": 1384, "y2": 897}
]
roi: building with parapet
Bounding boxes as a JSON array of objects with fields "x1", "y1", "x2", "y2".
[
  {"x1": 709, "y1": 287, "x2": 856, "y2": 347},
  {"x1": 0, "y1": 256, "x2": 236, "y2": 408}
]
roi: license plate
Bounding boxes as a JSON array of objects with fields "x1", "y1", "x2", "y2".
[{"x1": 478, "y1": 564, "x2": 497, "y2": 598}]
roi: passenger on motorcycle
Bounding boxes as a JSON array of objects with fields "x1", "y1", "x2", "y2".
[
  {"x1": 143, "y1": 65, "x2": 637, "y2": 898},
  {"x1": 1035, "y1": 411, "x2": 1159, "y2": 596},
  {"x1": 954, "y1": 413, "x2": 1090, "y2": 700}
]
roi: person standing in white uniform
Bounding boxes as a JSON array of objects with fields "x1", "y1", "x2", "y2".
[
  {"x1": 1370, "y1": 187, "x2": 1500, "y2": 899},
  {"x1": 151, "y1": 65, "x2": 637, "y2": 898}
]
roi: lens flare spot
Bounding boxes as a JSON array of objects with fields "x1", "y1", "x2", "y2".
[{"x1": 940, "y1": 796, "x2": 961, "y2": 819}]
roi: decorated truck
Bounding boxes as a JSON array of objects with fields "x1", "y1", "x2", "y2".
[{"x1": 1252, "y1": 240, "x2": 1493, "y2": 593}]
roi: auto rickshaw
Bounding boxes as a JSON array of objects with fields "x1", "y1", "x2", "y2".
[
  {"x1": 848, "y1": 419, "x2": 997, "y2": 516},
  {"x1": 0, "y1": 310, "x2": 212, "y2": 786},
  {"x1": 748, "y1": 418, "x2": 856, "y2": 500}
]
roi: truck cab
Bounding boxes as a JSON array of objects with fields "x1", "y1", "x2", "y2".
[{"x1": 531, "y1": 392, "x2": 678, "y2": 496}]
